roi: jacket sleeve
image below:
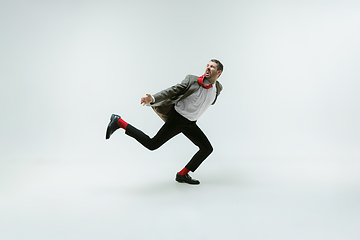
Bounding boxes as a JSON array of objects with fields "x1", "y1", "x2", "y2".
[
  {"x1": 152, "y1": 75, "x2": 191, "y2": 104},
  {"x1": 211, "y1": 81, "x2": 223, "y2": 105}
]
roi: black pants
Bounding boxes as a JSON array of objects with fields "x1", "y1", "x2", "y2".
[{"x1": 125, "y1": 107, "x2": 213, "y2": 172}]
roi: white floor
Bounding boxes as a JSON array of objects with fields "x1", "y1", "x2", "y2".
[{"x1": 1, "y1": 156, "x2": 359, "y2": 240}]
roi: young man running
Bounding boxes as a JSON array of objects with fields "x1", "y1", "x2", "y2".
[{"x1": 106, "y1": 59, "x2": 223, "y2": 185}]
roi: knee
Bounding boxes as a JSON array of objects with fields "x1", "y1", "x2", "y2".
[
  {"x1": 203, "y1": 144, "x2": 213, "y2": 156},
  {"x1": 147, "y1": 143, "x2": 160, "y2": 151},
  {"x1": 209, "y1": 145, "x2": 214, "y2": 155}
]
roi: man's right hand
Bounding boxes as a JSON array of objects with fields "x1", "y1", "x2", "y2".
[{"x1": 140, "y1": 94, "x2": 154, "y2": 106}]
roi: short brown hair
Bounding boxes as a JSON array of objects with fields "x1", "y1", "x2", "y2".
[{"x1": 210, "y1": 59, "x2": 223, "y2": 72}]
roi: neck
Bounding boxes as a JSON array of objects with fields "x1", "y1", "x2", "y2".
[{"x1": 206, "y1": 77, "x2": 217, "y2": 85}]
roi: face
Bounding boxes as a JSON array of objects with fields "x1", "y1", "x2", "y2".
[{"x1": 204, "y1": 61, "x2": 221, "y2": 82}]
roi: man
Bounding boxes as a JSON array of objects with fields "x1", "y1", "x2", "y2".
[{"x1": 106, "y1": 59, "x2": 223, "y2": 185}]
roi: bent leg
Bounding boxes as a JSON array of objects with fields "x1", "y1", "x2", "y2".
[
  {"x1": 182, "y1": 123, "x2": 213, "y2": 172},
  {"x1": 125, "y1": 117, "x2": 181, "y2": 151}
]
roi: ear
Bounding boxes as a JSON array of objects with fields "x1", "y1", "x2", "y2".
[{"x1": 217, "y1": 70, "x2": 222, "y2": 78}]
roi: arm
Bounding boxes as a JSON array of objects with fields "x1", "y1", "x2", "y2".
[
  {"x1": 140, "y1": 75, "x2": 191, "y2": 106},
  {"x1": 152, "y1": 75, "x2": 191, "y2": 104}
]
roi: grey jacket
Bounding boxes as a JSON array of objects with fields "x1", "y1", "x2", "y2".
[{"x1": 151, "y1": 74, "x2": 223, "y2": 121}]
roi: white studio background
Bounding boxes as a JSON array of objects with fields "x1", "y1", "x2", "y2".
[
  {"x1": 1, "y1": 0, "x2": 359, "y2": 161},
  {"x1": 1, "y1": 1, "x2": 360, "y2": 240}
]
